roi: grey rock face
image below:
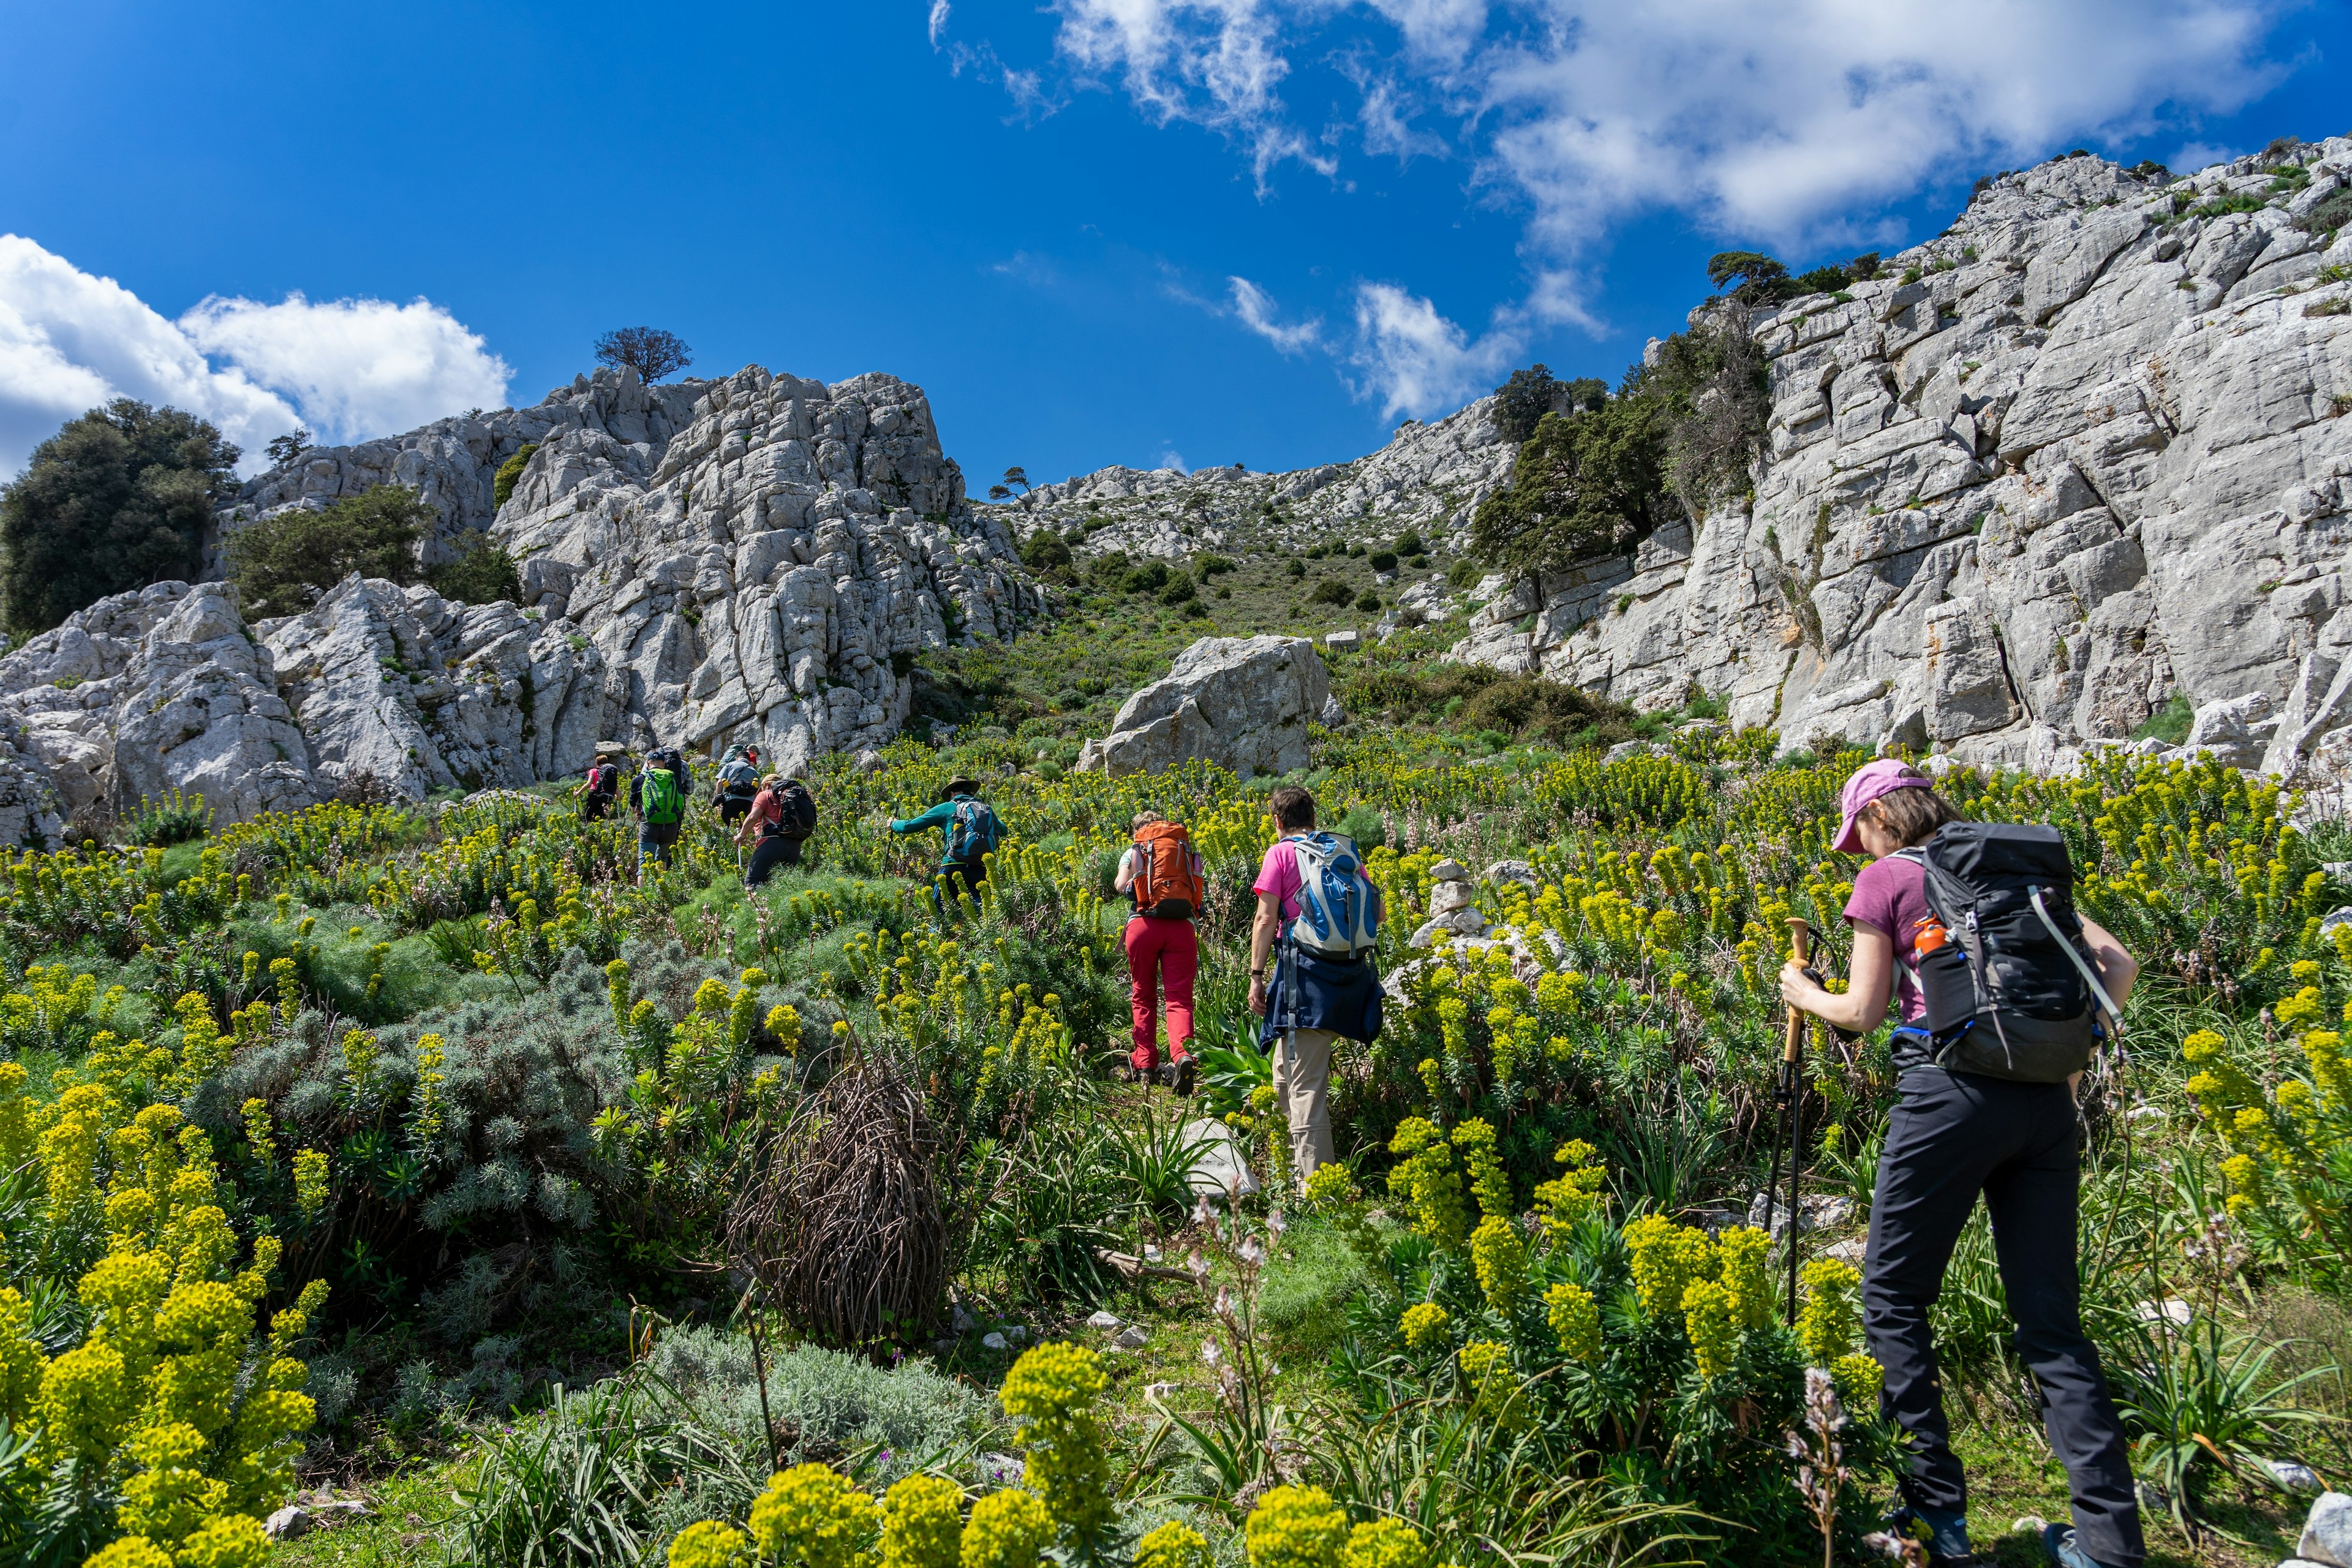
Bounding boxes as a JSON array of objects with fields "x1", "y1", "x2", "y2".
[
  {"x1": 259, "y1": 575, "x2": 622, "y2": 799},
  {"x1": 100, "y1": 584, "x2": 320, "y2": 826},
  {"x1": 1441, "y1": 140, "x2": 2352, "y2": 773},
  {"x1": 2299, "y1": 1491, "x2": 2352, "y2": 1567},
  {"x1": 1077, "y1": 636, "x2": 1330, "y2": 779},
  {"x1": 203, "y1": 363, "x2": 1043, "y2": 797}
]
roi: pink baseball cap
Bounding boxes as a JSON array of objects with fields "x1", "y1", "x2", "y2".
[{"x1": 1833, "y1": 759, "x2": 1931, "y2": 853}]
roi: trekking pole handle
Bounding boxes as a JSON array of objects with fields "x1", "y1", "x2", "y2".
[{"x1": 1783, "y1": 918, "x2": 1812, "y2": 1066}]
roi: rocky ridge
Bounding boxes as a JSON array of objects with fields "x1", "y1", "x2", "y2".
[
  {"x1": 1447, "y1": 140, "x2": 2352, "y2": 777},
  {"x1": 1002, "y1": 400, "x2": 1512, "y2": 567}
]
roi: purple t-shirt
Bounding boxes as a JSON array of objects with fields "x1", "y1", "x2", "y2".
[{"x1": 1845, "y1": 853, "x2": 1931, "y2": 1025}]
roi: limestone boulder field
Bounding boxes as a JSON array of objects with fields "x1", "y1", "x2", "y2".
[{"x1": 1078, "y1": 636, "x2": 1331, "y2": 778}]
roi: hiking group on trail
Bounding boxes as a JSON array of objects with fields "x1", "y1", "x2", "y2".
[{"x1": 571, "y1": 736, "x2": 2149, "y2": 1568}]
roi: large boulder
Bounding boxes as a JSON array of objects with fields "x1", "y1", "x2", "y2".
[{"x1": 1077, "y1": 636, "x2": 1330, "y2": 778}]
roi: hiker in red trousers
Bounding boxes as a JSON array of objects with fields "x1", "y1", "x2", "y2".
[{"x1": 1115, "y1": 810, "x2": 1205, "y2": 1093}]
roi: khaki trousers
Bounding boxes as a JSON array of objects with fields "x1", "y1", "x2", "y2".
[{"x1": 1270, "y1": 1028, "x2": 1338, "y2": 1183}]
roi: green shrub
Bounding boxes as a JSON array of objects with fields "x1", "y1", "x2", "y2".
[
  {"x1": 1369, "y1": 551, "x2": 1399, "y2": 572},
  {"x1": 492, "y1": 443, "x2": 540, "y2": 508},
  {"x1": 1124, "y1": 560, "x2": 1170, "y2": 594},
  {"x1": 1355, "y1": 590, "x2": 1382, "y2": 612},
  {"x1": 1022, "y1": 530, "x2": 1074, "y2": 570},
  {"x1": 125, "y1": 787, "x2": 214, "y2": 846},
  {"x1": 2135, "y1": 692, "x2": 2195, "y2": 745},
  {"x1": 428, "y1": 535, "x2": 524, "y2": 606},
  {"x1": 228, "y1": 484, "x2": 437, "y2": 619},
  {"x1": 1285, "y1": 559, "x2": 1306, "y2": 580},
  {"x1": 1311, "y1": 579, "x2": 1354, "y2": 607},
  {"x1": 1392, "y1": 530, "x2": 1425, "y2": 557},
  {"x1": 1159, "y1": 575, "x2": 1198, "y2": 605}
]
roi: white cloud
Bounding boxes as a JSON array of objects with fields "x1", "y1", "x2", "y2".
[
  {"x1": 0, "y1": 235, "x2": 298, "y2": 478},
  {"x1": 929, "y1": 0, "x2": 952, "y2": 47},
  {"x1": 0, "y1": 234, "x2": 510, "y2": 479},
  {"x1": 1158, "y1": 448, "x2": 1189, "y2": 472},
  {"x1": 1227, "y1": 276, "x2": 1322, "y2": 353},
  {"x1": 179, "y1": 293, "x2": 511, "y2": 450},
  {"x1": 1018, "y1": 1, "x2": 2296, "y2": 404},
  {"x1": 1348, "y1": 280, "x2": 1520, "y2": 418},
  {"x1": 1050, "y1": 0, "x2": 1337, "y2": 190}
]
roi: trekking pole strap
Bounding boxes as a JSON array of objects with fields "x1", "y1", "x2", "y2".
[{"x1": 2029, "y1": 886, "x2": 2126, "y2": 1038}]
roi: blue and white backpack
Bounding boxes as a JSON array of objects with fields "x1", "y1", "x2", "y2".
[
  {"x1": 948, "y1": 797, "x2": 1006, "y2": 863},
  {"x1": 1285, "y1": 832, "x2": 1382, "y2": 959}
]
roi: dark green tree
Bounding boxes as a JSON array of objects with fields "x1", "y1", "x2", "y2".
[
  {"x1": 1469, "y1": 394, "x2": 1672, "y2": 573},
  {"x1": 1493, "y1": 364, "x2": 1559, "y2": 444},
  {"x1": 265, "y1": 427, "x2": 313, "y2": 468},
  {"x1": 0, "y1": 399, "x2": 241, "y2": 635},
  {"x1": 226, "y1": 484, "x2": 435, "y2": 619}
]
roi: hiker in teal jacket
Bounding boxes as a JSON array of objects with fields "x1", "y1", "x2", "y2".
[{"x1": 890, "y1": 778, "x2": 1003, "y2": 913}]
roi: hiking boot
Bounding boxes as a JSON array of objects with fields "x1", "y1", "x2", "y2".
[
  {"x1": 1886, "y1": 1505, "x2": 1972, "y2": 1564},
  {"x1": 1170, "y1": 1056, "x2": 1196, "y2": 1097},
  {"x1": 2042, "y1": 1523, "x2": 2119, "y2": 1568}
]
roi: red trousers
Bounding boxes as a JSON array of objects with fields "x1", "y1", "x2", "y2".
[{"x1": 1124, "y1": 916, "x2": 1196, "y2": 1071}]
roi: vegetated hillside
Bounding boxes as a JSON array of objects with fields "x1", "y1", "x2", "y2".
[{"x1": 4, "y1": 724, "x2": 2346, "y2": 1568}]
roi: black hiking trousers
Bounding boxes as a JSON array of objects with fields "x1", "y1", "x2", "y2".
[{"x1": 1866, "y1": 1064, "x2": 2143, "y2": 1568}]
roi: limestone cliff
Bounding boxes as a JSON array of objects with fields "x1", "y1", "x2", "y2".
[{"x1": 1447, "y1": 140, "x2": 2352, "y2": 777}]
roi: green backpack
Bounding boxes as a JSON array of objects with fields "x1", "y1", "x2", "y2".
[{"x1": 641, "y1": 766, "x2": 685, "y2": 826}]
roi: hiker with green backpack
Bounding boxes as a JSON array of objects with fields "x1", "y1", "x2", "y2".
[
  {"x1": 888, "y1": 777, "x2": 1006, "y2": 917},
  {"x1": 630, "y1": 745, "x2": 692, "y2": 881}
]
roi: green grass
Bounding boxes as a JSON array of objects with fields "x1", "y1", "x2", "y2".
[
  {"x1": 270, "y1": 1451, "x2": 476, "y2": 1568},
  {"x1": 2135, "y1": 692, "x2": 2195, "y2": 746}
]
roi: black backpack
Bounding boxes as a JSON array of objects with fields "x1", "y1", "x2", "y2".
[
  {"x1": 772, "y1": 782, "x2": 818, "y2": 841},
  {"x1": 1904, "y1": 823, "x2": 2122, "y2": 1082}
]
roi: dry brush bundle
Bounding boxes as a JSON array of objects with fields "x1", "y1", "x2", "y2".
[{"x1": 725, "y1": 1051, "x2": 948, "y2": 1346}]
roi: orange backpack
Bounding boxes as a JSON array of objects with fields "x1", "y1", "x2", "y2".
[{"x1": 1131, "y1": 821, "x2": 1205, "y2": 919}]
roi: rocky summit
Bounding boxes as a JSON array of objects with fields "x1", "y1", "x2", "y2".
[{"x1": 0, "y1": 366, "x2": 1044, "y2": 833}]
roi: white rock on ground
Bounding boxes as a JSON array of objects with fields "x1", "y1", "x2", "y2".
[
  {"x1": 2300, "y1": 1491, "x2": 2352, "y2": 1566},
  {"x1": 1078, "y1": 636, "x2": 1330, "y2": 778}
]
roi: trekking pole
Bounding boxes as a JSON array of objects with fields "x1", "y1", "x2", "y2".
[{"x1": 1779, "y1": 917, "x2": 1813, "y2": 1322}]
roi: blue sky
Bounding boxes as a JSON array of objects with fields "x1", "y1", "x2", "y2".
[{"x1": 1, "y1": 1, "x2": 2345, "y2": 488}]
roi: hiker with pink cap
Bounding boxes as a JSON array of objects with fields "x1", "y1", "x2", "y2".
[{"x1": 1780, "y1": 758, "x2": 2145, "y2": 1568}]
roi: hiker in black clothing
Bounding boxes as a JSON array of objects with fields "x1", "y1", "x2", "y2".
[
  {"x1": 1781, "y1": 760, "x2": 2143, "y2": 1568},
  {"x1": 737, "y1": 774, "x2": 817, "y2": 886}
]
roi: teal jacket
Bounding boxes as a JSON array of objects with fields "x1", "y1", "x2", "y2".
[{"x1": 889, "y1": 796, "x2": 986, "y2": 867}]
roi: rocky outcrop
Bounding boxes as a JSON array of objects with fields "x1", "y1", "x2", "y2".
[
  {"x1": 0, "y1": 582, "x2": 320, "y2": 831},
  {"x1": 215, "y1": 364, "x2": 1046, "y2": 785},
  {"x1": 258, "y1": 576, "x2": 622, "y2": 799},
  {"x1": 216, "y1": 372, "x2": 704, "y2": 565},
  {"x1": 489, "y1": 368, "x2": 1042, "y2": 777},
  {"x1": 1077, "y1": 636, "x2": 1329, "y2": 778},
  {"x1": 1446, "y1": 140, "x2": 2352, "y2": 774}
]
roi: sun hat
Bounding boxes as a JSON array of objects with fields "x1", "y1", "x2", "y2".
[{"x1": 1833, "y1": 758, "x2": 1932, "y2": 854}]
